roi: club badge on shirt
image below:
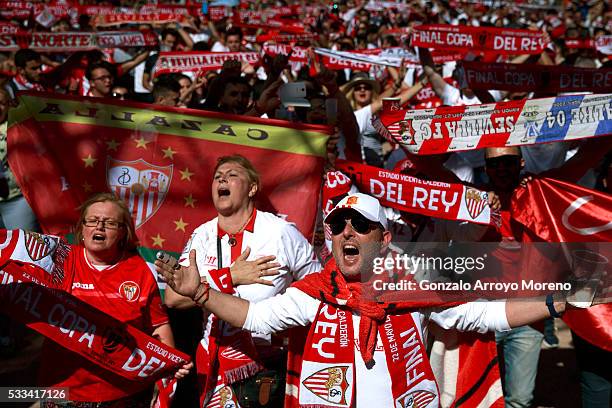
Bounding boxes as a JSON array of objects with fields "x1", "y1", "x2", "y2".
[{"x1": 119, "y1": 281, "x2": 141, "y2": 302}]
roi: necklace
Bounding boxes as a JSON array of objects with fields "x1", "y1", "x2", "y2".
[{"x1": 227, "y1": 211, "x2": 254, "y2": 247}]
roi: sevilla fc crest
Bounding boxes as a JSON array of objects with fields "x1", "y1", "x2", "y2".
[
  {"x1": 107, "y1": 158, "x2": 172, "y2": 228},
  {"x1": 302, "y1": 366, "x2": 350, "y2": 405},
  {"x1": 25, "y1": 232, "x2": 57, "y2": 261},
  {"x1": 119, "y1": 281, "x2": 140, "y2": 302},
  {"x1": 396, "y1": 390, "x2": 435, "y2": 408},
  {"x1": 388, "y1": 120, "x2": 416, "y2": 145},
  {"x1": 465, "y1": 188, "x2": 487, "y2": 220},
  {"x1": 208, "y1": 385, "x2": 238, "y2": 408}
]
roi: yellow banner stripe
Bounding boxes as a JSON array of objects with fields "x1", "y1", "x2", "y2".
[{"x1": 9, "y1": 95, "x2": 330, "y2": 158}]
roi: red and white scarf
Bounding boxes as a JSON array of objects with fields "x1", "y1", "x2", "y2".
[
  {"x1": 200, "y1": 218, "x2": 263, "y2": 407},
  {"x1": 152, "y1": 51, "x2": 261, "y2": 78},
  {"x1": 12, "y1": 73, "x2": 45, "y2": 92},
  {"x1": 0, "y1": 229, "x2": 190, "y2": 383},
  {"x1": 411, "y1": 24, "x2": 548, "y2": 55},
  {"x1": 375, "y1": 93, "x2": 612, "y2": 155},
  {"x1": 200, "y1": 268, "x2": 263, "y2": 402},
  {"x1": 334, "y1": 160, "x2": 498, "y2": 226},
  {"x1": 287, "y1": 260, "x2": 441, "y2": 408}
]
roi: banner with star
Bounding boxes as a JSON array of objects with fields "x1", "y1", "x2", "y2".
[{"x1": 8, "y1": 92, "x2": 330, "y2": 263}]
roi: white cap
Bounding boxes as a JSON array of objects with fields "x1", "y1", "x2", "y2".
[{"x1": 324, "y1": 193, "x2": 388, "y2": 230}]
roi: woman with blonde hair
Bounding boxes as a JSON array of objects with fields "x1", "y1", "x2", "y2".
[
  {"x1": 39, "y1": 192, "x2": 191, "y2": 407},
  {"x1": 342, "y1": 70, "x2": 427, "y2": 167}
]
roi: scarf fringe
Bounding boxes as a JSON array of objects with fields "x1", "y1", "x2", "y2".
[
  {"x1": 223, "y1": 361, "x2": 264, "y2": 384},
  {"x1": 51, "y1": 239, "x2": 70, "y2": 287},
  {"x1": 490, "y1": 208, "x2": 502, "y2": 228}
]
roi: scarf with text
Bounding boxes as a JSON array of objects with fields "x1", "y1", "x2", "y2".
[
  {"x1": 313, "y1": 47, "x2": 463, "y2": 70},
  {"x1": 152, "y1": 51, "x2": 261, "y2": 78},
  {"x1": 463, "y1": 61, "x2": 612, "y2": 93},
  {"x1": 565, "y1": 36, "x2": 612, "y2": 55},
  {"x1": 0, "y1": 31, "x2": 158, "y2": 52},
  {"x1": 335, "y1": 160, "x2": 497, "y2": 226},
  {"x1": 374, "y1": 93, "x2": 612, "y2": 154},
  {"x1": 290, "y1": 260, "x2": 439, "y2": 408},
  {"x1": 256, "y1": 33, "x2": 317, "y2": 43},
  {"x1": 411, "y1": 24, "x2": 548, "y2": 54},
  {"x1": 0, "y1": 229, "x2": 190, "y2": 383}
]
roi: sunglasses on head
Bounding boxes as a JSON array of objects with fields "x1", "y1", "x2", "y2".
[
  {"x1": 485, "y1": 155, "x2": 521, "y2": 169},
  {"x1": 328, "y1": 212, "x2": 379, "y2": 235}
]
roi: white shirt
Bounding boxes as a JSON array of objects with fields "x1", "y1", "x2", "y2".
[
  {"x1": 211, "y1": 41, "x2": 229, "y2": 52},
  {"x1": 244, "y1": 287, "x2": 510, "y2": 407},
  {"x1": 354, "y1": 105, "x2": 382, "y2": 151},
  {"x1": 181, "y1": 210, "x2": 321, "y2": 344},
  {"x1": 441, "y1": 83, "x2": 481, "y2": 107}
]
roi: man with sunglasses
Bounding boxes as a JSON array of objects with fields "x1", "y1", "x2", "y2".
[{"x1": 157, "y1": 192, "x2": 569, "y2": 407}]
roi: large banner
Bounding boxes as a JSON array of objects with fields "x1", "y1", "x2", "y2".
[
  {"x1": 8, "y1": 93, "x2": 330, "y2": 260},
  {"x1": 375, "y1": 94, "x2": 612, "y2": 155}
]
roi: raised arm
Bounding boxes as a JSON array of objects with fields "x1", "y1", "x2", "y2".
[
  {"x1": 119, "y1": 50, "x2": 151, "y2": 74},
  {"x1": 419, "y1": 47, "x2": 448, "y2": 98}
]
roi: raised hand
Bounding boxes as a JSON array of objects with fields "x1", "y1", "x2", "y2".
[
  {"x1": 230, "y1": 247, "x2": 281, "y2": 286},
  {"x1": 487, "y1": 191, "x2": 501, "y2": 211},
  {"x1": 155, "y1": 250, "x2": 201, "y2": 299}
]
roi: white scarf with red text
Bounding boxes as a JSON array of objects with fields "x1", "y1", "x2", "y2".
[{"x1": 299, "y1": 303, "x2": 439, "y2": 408}]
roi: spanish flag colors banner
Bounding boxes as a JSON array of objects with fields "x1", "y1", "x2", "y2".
[{"x1": 8, "y1": 92, "x2": 331, "y2": 259}]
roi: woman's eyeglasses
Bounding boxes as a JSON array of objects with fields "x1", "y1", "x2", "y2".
[
  {"x1": 328, "y1": 213, "x2": 378, "y2": 235},
  {"x1": 112, "y1": 92, "x2": 127, "y2": 99},
  {"x1": 354, "y1": 85, "x2": 372, "y2": 92},
  {"x1": 83, "y1": 218, "x2": 124, "y2": 229}
]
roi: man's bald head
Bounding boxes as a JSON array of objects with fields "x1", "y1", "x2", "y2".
[
  {"x1": 484, "y1": 146, "x2": 524, "y2": 193},
  {"x1": 485, "y1": 146, "x2": 521, "y2": 159}
]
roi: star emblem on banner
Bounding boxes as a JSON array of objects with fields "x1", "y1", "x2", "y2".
[
  {"x1": 180, "y1": 168, "x2": 194, "y2": 181},
  {"x1": 184, "y1": 194, "x2": 197, "y2": 208},
  {"x1": 162, "y1": 146, "x2": 176, "y2": 159},
  {"x1": 106, "y1": 139, "x2": 120, "y2": 151},
  {"x1": 174, "y1": 218, "x2": 188, "y2": 232},
  {"x1": 134, "y1": 137, "x2": 151, "y2": 149},
  {"x1": 82, "y1": 154, "x2": 97, "y2": 168},
  {"x1": 82, "y1": 181, "x2": 93, "y2": 192},
  {"x1": 151, "y1": 233, "x2": 166, "y2": 247}
]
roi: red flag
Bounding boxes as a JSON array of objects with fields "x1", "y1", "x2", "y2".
[
  {"x1": 512, "y1": 178, "x2": 612, "y2": 243},
  {"x1": 512, "y1": 177, "x2": 612, "y2": 351},
  {"x1": 8, "y1": 93, "x2": 330, "y2": 263}
]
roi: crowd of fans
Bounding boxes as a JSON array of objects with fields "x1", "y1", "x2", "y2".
[{"x1": 0, "y1": 0, "x2": 610, "y2": 407}]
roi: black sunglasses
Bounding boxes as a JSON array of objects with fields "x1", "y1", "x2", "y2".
[
  {"x1": 485, "y1": 155, "x2": 521, "y2": 169},
  {"x1": 328, "y1": 212, "x2": 378, "y2": 235}
]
